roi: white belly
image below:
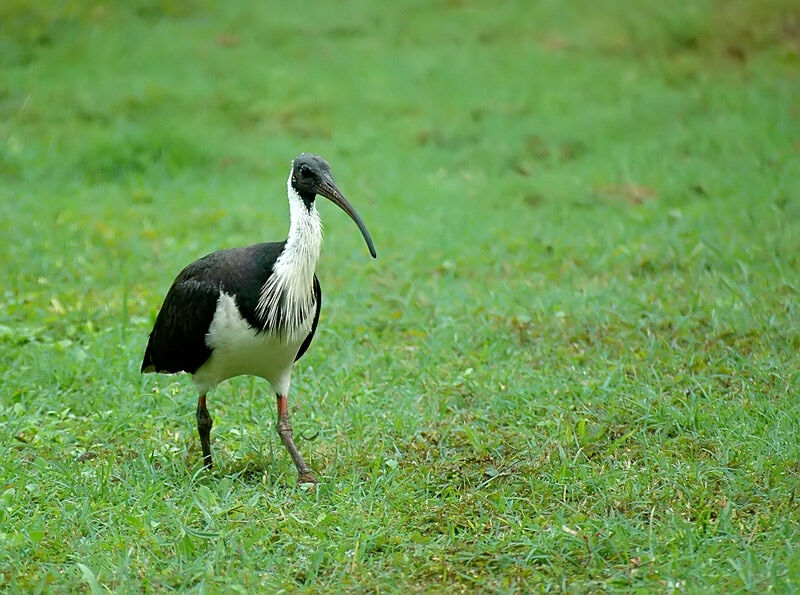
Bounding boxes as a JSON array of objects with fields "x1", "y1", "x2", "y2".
[{"x1": 192, "y1": 292, "x2": 312, "y2": 396}]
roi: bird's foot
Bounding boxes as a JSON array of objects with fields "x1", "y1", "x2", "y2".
[{"x1": 297, "y1": 470, "x2": 319, "y2": 485}]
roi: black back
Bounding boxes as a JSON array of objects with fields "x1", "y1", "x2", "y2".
[{"x1": 141, "y1": 242, "x2": 321, "y2": 375}]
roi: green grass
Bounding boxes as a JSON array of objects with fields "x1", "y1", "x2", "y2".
[{"x1": 2, "y1": 0, "x2": 800, "y2": 590}]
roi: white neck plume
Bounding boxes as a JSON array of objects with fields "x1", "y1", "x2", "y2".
[{"x1": 256, "y1": 179, "x2": 323, "y2": 340}]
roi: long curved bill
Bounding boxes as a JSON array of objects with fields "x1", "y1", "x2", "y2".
[{"x1": 316, "y1": 176, "x2": 377, "y2": 258}]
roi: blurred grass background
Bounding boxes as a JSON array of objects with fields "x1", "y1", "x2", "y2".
[{"x1": 1, "y1": 0, "x2": 800, "y2": 591}]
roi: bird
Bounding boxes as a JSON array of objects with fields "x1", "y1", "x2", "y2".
[{"x1": 141, "y1": 153, "x2": 376, "y2": 484}]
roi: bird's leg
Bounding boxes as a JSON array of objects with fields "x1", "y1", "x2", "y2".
[
  {"x1": 196, "y1": 394, "x2": 213, "y2": 469},
  {"x1": 276, "y1": 394, "x2": 318, "y2": 484}
]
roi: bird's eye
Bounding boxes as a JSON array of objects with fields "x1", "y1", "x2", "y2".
[{"x1": 299, "y1": 165, "x2": 310, "y2": 176}]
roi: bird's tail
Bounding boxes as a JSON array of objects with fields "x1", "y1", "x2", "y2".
[{"x1": 141, "y1": 334, "x2": 156, "y2": 373}]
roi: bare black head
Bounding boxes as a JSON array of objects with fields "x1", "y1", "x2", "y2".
[
  {"x1": 290, "y1": 154, "x2": 334, "y2": 202},
  {"x1": 290, "y1": 153, "x2": 377, "y2": 258}
]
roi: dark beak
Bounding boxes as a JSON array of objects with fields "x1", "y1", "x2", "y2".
[{"x1": 316, "y1": 175, "x2": 377, "y2": 258}]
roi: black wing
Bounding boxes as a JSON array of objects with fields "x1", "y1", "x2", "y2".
[
  {"x1": 295, "y1": 275, "x2": 321, "y2": 362},
  {"x1": 141, "y1": 242, "x2": 286, "y2": 375},
  {"x1": 140, "y1": 273, "x2": 219, "y2": 374}
]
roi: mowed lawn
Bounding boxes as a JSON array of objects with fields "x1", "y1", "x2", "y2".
[{"x1": 2, "y1": 0, "x2": 799, "y2": 591}]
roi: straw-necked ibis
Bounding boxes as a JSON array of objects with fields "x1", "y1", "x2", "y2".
[{"x1": 141, "y1": 153, "x2": 376, "y2": 484}]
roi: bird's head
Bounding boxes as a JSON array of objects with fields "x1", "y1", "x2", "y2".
[{"x1": 290, "y1": 153, "x2": 377, "y2": 258}]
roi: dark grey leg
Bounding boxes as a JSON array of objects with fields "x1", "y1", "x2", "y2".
[
  {"x1": 276, "y1": 394, "x2": 318, "y2": 484},
  {"x1": 196, "y1": 394, "x2": 213, "y2": 469}
]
